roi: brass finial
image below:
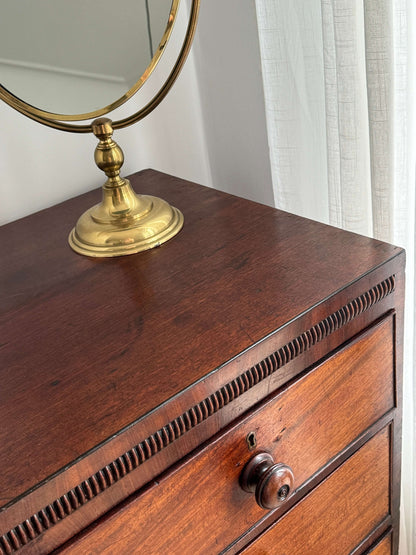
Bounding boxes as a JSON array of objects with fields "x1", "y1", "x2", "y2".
[{"x1": 92, "y1": 118, "x2": 124, "y2": 183}]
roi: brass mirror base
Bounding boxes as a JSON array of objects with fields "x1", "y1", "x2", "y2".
[
  {"x1": 68, "y1": 189, "x2": 183, "y2": 258},
  {"x1": 68, "y1": 118, "x2": 183, "y2": 258}
]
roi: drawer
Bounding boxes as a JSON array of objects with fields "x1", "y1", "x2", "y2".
[
  {"x1": 242, "y1": 426, "x2": 390, "y2": 554},
  {"x1": 59, "y1": 316, "x2": 394, "y2": 554},
  {"x1": 367, "y1": 534, "x2": 392, "y2": 555}
]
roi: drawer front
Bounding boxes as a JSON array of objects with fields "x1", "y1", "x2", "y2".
[
  {"x1": 367, "y1": 534, "x2": 392, "y2": 555},
  {"x1": 60, "y1": 317, "x2": 394, "y2": 554},
  {"x1": 243, "y1": 426, "x2": 390, "y2": 554}
]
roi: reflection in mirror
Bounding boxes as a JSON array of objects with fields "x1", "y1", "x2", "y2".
[{"x1": 0, "y1": 0, "x2": 172, "y2": 115}]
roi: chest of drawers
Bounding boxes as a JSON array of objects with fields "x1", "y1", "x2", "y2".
[{"x1": 0, "y1": 170, "x2": 404, "y2": 554}]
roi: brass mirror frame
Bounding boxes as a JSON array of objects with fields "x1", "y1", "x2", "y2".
[
  {"x1": 0, "y1": 0, "x2": 199, "y2": 133},
  {"x1": 0, "y1": 0, "x2": 200, "y2": 257},
  {"x1": 0, "y1": 0, "x2": 180, "y2": 123}
]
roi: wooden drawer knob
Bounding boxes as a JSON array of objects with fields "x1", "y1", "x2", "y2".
[{"x1": 240, "y1": 452, "x2": 294, "y2": 510}]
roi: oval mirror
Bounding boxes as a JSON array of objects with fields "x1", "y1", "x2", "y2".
[
  {"x1": 0, "y1": 0, "x2": 176, "y2": 120},
  {"x1": 0, "y1": 0, "x2": 200, "y2": 258}
]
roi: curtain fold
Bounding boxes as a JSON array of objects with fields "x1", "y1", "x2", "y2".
[
  {"x1": 321, "y1": 0, "x2": 373, "y2": 235},
  {"x1": 364, "y1": 0, "x2": 395, "y2": 241},
  {"x1": 255, "y1": 1, "x2": 415, "y2": 553}
]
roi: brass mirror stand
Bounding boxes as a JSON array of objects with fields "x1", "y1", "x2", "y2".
[
  {"x1": 69, "y1": 118, "x2": 183, "y2": 257},
  {"x1": 0, "y1": 0, "x2": 200, "y2": 257}
]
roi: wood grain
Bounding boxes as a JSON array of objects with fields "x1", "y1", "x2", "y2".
[
  {"x1": 0, "y1": 279, "x2": 397, "y2": 553},
  {"x1": 243, "y1": 427, "x2": 390, "y2": 554},
  {"x1": 0, "y1": 170, "x2": 403, "y2": 506},
  {"x1": 367, "y1": 534, "x2": 392, "y2": 555},
  {"x1": 57, "y1": 317, "x2": 393, "y2": 554},
  {"x1": 0, "y1": 170, "x2": 404, "y2": 553}
]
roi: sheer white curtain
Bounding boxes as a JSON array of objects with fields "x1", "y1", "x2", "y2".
[{"x1": 254, "y1": 1, "x2": 415, "y2": 553}]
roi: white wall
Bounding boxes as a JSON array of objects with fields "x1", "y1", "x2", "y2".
[
  {"x1": 0, "y1": 1, "x2": 272, "y2": 226},
  {"x1": 192, "y1": 0, "x2": 274, "y2": 206}
]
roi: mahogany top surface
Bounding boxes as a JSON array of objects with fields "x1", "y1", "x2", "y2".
[{"x1": 0, "y1": 169, "x2": 402, "y2": 506}]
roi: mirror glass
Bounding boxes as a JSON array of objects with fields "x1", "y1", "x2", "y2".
[{"x1": 0, "y1": 0, "x2": 173, "y2": 116}]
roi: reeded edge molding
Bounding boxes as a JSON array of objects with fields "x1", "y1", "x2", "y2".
[{"x1": 0, "y1": 276, "x2": 395, "y2": 553}]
